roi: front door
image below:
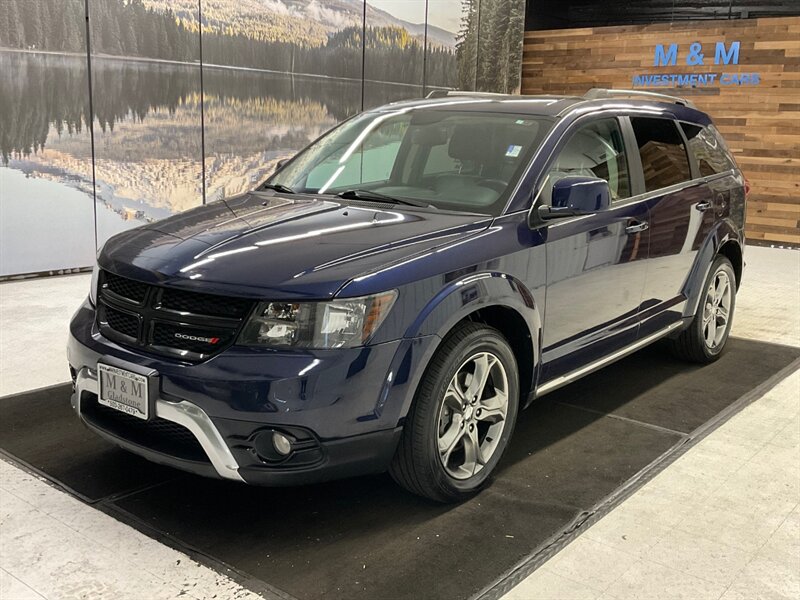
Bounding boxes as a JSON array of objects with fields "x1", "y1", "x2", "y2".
[{"x1": 539, "y1": 117, "x2": 650, "y2": 382}]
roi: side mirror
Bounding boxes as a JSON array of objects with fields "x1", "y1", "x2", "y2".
[
  {"x1": 274, "y1": 158, "x2": 290, "y2": 173},
  {"x1": 537, "y1": 176, "x2": 611, "y2": 221}
]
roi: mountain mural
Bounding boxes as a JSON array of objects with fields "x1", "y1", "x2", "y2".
[{"x1": 142, "y1": 0, "x2": 457, "y2": 47}]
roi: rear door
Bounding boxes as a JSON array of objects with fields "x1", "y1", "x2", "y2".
[
  {"x1": 681, "y1": 122, "x2": 746, "y2": 237},
  {"x1": 539, "y1": 116, "x2": 650, "y2": 382},
  {"x1": 626, "y1": 116, "x2": 717, "y2": 336}
]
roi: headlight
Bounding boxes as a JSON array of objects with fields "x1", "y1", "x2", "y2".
[
  {"x1": 88, "y1": 262, "x2": 100, "y2": 306},
  {"x1": 238, "y1": 291, "x2": 397, "y2": 349}
]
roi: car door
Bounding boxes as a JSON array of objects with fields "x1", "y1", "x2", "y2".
[
  {"x1": 626, "y1": 116, "x2": 717, "y2": 337},
  {"x1": 538, "y1": 116, "x2": 650, "y2": 383}
]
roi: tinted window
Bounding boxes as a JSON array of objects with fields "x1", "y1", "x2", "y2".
[
  {"x1": 631, "y1": 117, "x2": 692, "y2": 191},
  {"x1": 681, "y1": 123, "x2": 737, "y2": 177},
  {"x1": 546, "y1": 118, "x2": 630, "y2": 201}
]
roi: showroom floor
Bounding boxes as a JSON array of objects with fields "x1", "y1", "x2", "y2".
[{"x1": 0, "y1": 245, "x2": 798, "y2": 600}]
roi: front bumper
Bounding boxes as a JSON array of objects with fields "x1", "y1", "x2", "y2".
[
  {"x1": 68, "y1": 302, "x2": 436, "y2": 485},
  {"x1": 73, "y1": 365, "x2": 402, "y2": 484},
  {"x1": 73, "y1": 366, "x2": 243, "y2": 480}
]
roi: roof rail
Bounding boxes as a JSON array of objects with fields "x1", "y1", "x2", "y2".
[
  {"x1": 584, "y1": 88, "x2": 696, "y2": 108},
  {"x1": 425, "y1": 89, "x2": 511, "y2": 99}
]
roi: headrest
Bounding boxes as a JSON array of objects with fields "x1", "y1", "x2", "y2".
[
  {"x1": 448, "y1": 123, "x2": 489, "y2": 162},
  {"x1": 412, "y1": 127, "x2": 448, "y2": 146}
]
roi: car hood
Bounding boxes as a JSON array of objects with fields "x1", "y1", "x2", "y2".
[{"x1": 100, "y1": 192, "x2": 492, "y2": 299}]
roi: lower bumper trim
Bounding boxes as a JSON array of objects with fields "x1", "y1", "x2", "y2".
[
  {"x1": 73, "y1": 366, "x2": 245, "y2": 482},
  {"x1": 235, "y1": 427, "x2": 403, "y2": 487}
]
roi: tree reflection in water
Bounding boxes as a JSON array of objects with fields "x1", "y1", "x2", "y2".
[{"x1": 1, "y1": 52, "x2": 381, "y2": 215}]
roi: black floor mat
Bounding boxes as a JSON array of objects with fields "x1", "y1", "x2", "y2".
[
  {"x1": 553, "y1": 338, "x2": 795, "y2": 433},
  {"x1": 0, "y1": 338, "x2": 797, "y2": 600},
  {"x1": 110, "y1": 403, "x2": 678, "y2": 600}
]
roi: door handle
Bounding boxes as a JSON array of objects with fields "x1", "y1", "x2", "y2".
[
  {"x1": 625, "y1": 221, "x2": 649, "y2": 234},
  {"x1": 696, "y1": 201, "x2": 712, "y2": 212}
]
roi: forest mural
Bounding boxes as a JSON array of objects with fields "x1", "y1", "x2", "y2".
[{"x1": 0, "y1": 0, "x2": 526, "y2": 276}]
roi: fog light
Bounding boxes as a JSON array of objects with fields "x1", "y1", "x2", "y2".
[
  {"x1": 272, "y1": 432, "x2": 293, "y2": 456},
  {"x1": 253, "y1": 429, "x2": 296, "y2": 462}
]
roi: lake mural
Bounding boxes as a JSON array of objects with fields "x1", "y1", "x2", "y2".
[{"x1": 0, "y1": 0, "x2": 526, "y2": 277}]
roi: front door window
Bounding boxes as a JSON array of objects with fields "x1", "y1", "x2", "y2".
[{"x1": 545, "y1": 118, "x2": 631, "y2": 202}]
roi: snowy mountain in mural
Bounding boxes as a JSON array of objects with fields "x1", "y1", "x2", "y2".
[{"x1": 143, "y1": 0, "x2": 458, "y2": 47}]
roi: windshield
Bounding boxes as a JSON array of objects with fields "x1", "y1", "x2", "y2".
[{"x1": 268, "y1": 108, "x2": 552, "y2": 215}]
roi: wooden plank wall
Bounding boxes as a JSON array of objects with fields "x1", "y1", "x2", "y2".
[{"x1": 522, "y1": 17, "x2": 800, "y2": 246}]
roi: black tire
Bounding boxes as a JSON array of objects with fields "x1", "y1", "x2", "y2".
[
  {"x1": 669, "y1": 255, "x2": 736, "y2": 363},
  {"x1": 390, "y1": 322, "x2": 519, "y2": 503}
]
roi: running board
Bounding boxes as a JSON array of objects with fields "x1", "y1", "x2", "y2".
[{"x1": 535, "y1": 322, "x2": 684, "y2": 397}]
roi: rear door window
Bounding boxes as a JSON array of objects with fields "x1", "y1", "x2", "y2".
[
  {"x1": 681, "y1": 123, "x2": 737, "y2": 177},
  {"x1": 630, "y1": 117, "x2": 692, "y2": 191}
]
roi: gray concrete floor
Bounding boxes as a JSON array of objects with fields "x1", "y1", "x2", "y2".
[
  {"x1": 0, "y1": 272, "x2": 90, "y2": 398},
  {"x1": 0, "y1": 245, "x2": 798, "y2": 599}
]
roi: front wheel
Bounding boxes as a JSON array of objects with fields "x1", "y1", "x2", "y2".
[
  {"x1": 669, "y1": 255, "x2": 736, "y2": 363},
  {"x1": 390, "y1": 322, "x2": 519, "y2": 503}
]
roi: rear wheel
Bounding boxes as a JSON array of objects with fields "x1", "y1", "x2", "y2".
[
  {"x1": 390, "y1": 322, "x2": 519, "y2": 503},
  {"x1": 669, "y1": 255, "x2": 736, "y2": 363}
]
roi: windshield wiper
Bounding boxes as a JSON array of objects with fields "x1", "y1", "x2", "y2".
[
  {"x1": 336, "y1": 189, "x2": 431, "y2": 208},
  {"x1": 260, "y1": 182, "x2": 296, "y2": 194}
]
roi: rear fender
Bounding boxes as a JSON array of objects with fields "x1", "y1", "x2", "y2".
[{"x1": 682, "y1": 218, "x2": 742, "y2": 319}]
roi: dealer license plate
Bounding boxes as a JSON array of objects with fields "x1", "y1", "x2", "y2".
[{"x1": 97, "y1": 363, "x2": 149, "y2": 420}]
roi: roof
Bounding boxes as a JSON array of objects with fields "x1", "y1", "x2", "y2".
[
  {"x1": 376, "y1": 93, "x2": 583, "y2": 117},
  {"x1": 373, "y1": 90, "x2": 711, "y2": 124}
]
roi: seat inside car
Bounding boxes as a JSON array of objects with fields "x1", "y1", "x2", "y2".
[{"x1": 432, "y1": 122, "x2": 503, "y2": 206}]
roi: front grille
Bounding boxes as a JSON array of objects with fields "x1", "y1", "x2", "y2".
[
  {"x1": 97, "y1": 270, "x2": 254, "y2": 362},
  {"x1": 105, "y1": 306, "x2": 139, "y2": 339},
  {"x1": 81, "y1": 392, "x2": 209, "y2": 463},
  {"x1": 104, "y1": 271, "x2": 148, "y2": 304},
  {"x1": 159, "y1": 287, "x2": 252, "y2": 319}
]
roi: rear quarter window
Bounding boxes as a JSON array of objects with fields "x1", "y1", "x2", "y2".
[
  {"x1": 630, "y1": 117, "x2": 692, "y2": 192},
  {"x1": 681, "y1": 123, "x2": 737, "y2": 177}
]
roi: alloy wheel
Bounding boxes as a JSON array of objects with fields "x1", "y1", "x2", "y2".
[
  {"x1": 437, "y1": 352, "x2": 509, "y2": 480},
  {"x1": 702, "y1": 269, "x2": 732, "y2": 349}
]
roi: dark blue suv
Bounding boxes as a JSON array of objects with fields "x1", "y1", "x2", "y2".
[{"x1": 68, "y1": 89, "x2": 746, "y2": 502}]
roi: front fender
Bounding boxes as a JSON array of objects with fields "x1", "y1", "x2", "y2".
[
  {"x1": 683, "y1": 217, "x2": 742, "y2": 318},
  {"x1": 406, "y1": 271, "x2": 541, "y2": 340},
  {"x1": 380, "y1": 272, "x2": 543, "y2": 424}
]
